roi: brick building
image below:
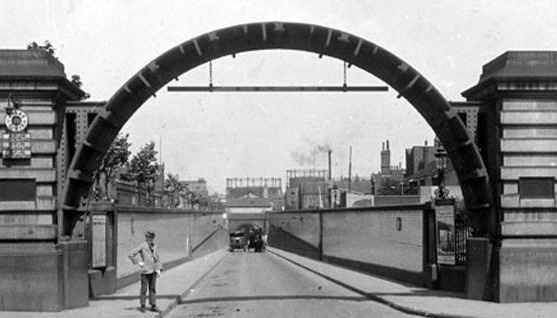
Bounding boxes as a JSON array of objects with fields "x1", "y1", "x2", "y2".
[
  {"x1": 285, "y1": 169, "x2": 330, "y2": 210},
  {"x1": 371, "y1": 140, "x2": 405, "y2": 195}
]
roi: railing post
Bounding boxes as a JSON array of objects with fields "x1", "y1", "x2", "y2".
[
  {"x1": 318, "y1": 211, "x2": 323, "y2": 261},
  {"x1": 423, "y1": 202, "x2": 438, "y2": 289}
]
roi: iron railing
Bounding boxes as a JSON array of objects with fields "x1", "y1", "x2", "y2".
[{"x1": 455, "y1": 214, "x2": 470, "y2": 265}]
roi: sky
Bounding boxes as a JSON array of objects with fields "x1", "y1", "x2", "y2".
[{"x1": 1, "y1": 1, "x2": 556, "y2": 193}]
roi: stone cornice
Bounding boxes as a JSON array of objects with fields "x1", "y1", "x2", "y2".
[
  {"x1": 463, "y1": 77, "x2": 557, "y2": 100},
  {"x1": 0, "y1": 77, "x2": 85, "y2": 101},
  {"x1": 462, "y1": 51, "x2": 557, "y2": 101}
]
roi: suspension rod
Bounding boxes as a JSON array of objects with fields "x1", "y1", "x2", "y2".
[{"x1": 167, "y1": 85, "x2": 389, "y2": 92}]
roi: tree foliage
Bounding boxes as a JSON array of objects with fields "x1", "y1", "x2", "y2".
[
  {"x1": 27, "y1": 40, "x2": 55, "y2": 55},
  {"x1": 26, "y1": 41, "x2": 90, "y2": 100},
  {"x1": 71, "y1": 75, "x2": 83, "y2": 88},
  {"x1": 128, "y1": 141, "x2": 159, "y2": 204},
  {"x1": 95, "y1": 133, "x2": 131, "y2": 200},
  {"x1": 70, "y1": 74, "x2": 91, "y2": 100},
  {"x1": 164, "y1": 173, "x2": 184, "y2": 208}
]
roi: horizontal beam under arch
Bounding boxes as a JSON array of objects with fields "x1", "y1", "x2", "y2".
[
  {"x1": 62, "y1": 21, "x2": 494, "y2": 239},
  {"x1": 167, "y1": 85, "x2": 389, "y2": 92}
]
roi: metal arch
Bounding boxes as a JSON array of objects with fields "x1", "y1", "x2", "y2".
[{"x1": 61, "y1": 21, "x2": 494, "y2": 238}]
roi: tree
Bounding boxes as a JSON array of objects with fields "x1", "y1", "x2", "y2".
[
  {"x1": 71, "y1": 75, "x2": 83, "y2": 88},
  {"x1": 70, "y1": 74, "x2": 91, "y2": 100},
  {"x1": 164, "y1": 173, "x2": 184, "y2": 209},
  {"x1": 26, "y1": 41, "x2": 90, "y2": 100},
  {"x1": 128, "y1": 141, "x2": 159, "y2": 206},
  {"x1": 27, "y1": 40, "x2": 55, "y2": 55},
  {"x1": 207, "y1": 193, "x2": 224, "y2": 212},
  {"x1": 94, "y1": 133, "x2": 131, "y2": 200}
]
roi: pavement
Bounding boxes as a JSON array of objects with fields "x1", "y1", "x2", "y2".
[
  {"x1": 0, "y1": 250, "x2": 228, "y2": 318},
  {"x1": 1, "y1": 247, "x2": 556, "y2": 318},
  {"x1": 269, "y1": 248, "x2": 557, "y2": 318}
]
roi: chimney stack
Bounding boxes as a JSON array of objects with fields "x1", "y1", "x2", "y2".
[{"x1": 381, "y1": 139, "x2": 391, "y2": 175}]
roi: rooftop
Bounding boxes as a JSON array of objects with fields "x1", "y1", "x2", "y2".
[
  {"x1": 462, "y1": 51, "x2": 557, "y2": 99},
  {"x1": 0, "y1": 50, "x2": 67, "y2": 78}
]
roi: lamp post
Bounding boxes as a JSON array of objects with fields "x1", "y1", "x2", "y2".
[{"x1": 434, "y1": 146, "x2": 450, "y2": 201}]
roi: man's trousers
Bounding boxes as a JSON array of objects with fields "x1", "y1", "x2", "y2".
[{"x1": 140, "y1": 273, "x2": 157, "y2": 306}]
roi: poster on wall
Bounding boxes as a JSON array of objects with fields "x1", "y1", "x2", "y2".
[
  {"x1": 435, "y1": 204, "x2": 456, "y2": 265},
  {"x1": 92, "y1": 214, "x2": 107, "y2": 268}
]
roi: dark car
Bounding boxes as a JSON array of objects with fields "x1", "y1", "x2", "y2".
[{"x1": 229, "y1": 231, "x2": 247, "y2": 252}]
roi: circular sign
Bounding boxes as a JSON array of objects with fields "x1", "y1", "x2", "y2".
[{"x1": 5, "y1": 109, "x2": 29, "y2": 132}]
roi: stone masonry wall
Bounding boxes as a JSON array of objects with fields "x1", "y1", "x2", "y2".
[
  {"x1": 268, "y1": 205, "x2": 425, "y2": 284},
  {"x1": 322, "y1": 208, "x2": 424, "y2": 273},
  {"x1": 115, "y1": 207, "x2": 227, "y2": 279}
]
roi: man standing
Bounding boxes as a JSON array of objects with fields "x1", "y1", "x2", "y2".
[{"x1": 128, "y1": 230, "x2": 162, "y2": 313}]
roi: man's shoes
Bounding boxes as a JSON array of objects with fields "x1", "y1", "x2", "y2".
[
  {"x1": 150, "y1": 306, "x2": 160, "y2": 312},
  {"x1": 139, "y1": 306, "x2": 146, "y2": 313}
]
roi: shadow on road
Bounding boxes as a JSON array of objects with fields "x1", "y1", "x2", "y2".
[{"x1": 92, "y1": 294, "x2": 181, "y2": 301}]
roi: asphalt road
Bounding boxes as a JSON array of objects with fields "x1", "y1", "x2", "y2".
[{"x1": 168, "y1": 250, "x2": 418, "y2": 318}]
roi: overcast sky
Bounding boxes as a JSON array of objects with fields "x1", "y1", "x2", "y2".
[{"x1": 2, "y1": 1, "x2": 556, "y2": 193}]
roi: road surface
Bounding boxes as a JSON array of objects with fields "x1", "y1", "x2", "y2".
[{"x1": 168, "y1": 250, "x2": 418, "y2": 318}]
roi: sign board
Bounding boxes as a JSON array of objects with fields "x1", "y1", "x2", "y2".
[
  {"x1": 92, "y1": 214, "x2": 107, "y2": 268},
  {"x1": 2, "y1": 133, "x2": 31, "y2": 159},
  {"x1": 435, "y1": 203, "x2": 456, "y2": 265}
]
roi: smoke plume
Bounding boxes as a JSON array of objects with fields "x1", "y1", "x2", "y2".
[{"x1": 290, "y1": 142, "x2": 332, "y2": 167}]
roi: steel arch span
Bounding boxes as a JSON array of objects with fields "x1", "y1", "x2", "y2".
[{"x1": 61, "y1": 22, "x2": 494, "y2": 238}]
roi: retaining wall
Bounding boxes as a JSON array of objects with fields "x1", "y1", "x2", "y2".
[
  {"x1": 268, "y1": 205, "x2": 426, "y2": 285},
  {"x1": 89, "y1": 203, "x2": 228, "y2": 294}
]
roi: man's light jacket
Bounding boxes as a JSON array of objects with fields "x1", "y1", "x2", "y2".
[{"x1": 128, "y1": 241, "x2": 162, "y2": 274}]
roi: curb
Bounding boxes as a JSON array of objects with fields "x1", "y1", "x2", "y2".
[
  {"x1": 158, "y1": 251, "x2": 229, "y2": 318},
  {"x1": 268, "y1": 248, "x2": 478, "y2": 318}
]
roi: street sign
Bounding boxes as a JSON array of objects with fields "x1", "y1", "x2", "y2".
[{"x1": 2, "y1": 133, "x2": 31, "y2": 159}]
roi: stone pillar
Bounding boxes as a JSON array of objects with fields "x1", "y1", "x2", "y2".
[
  {"x1": 0, "y1": 50, "x2": 88, "y2": 311},
  {"x1": 463, "y1": 51, "x2": 557, "y2": 302}
]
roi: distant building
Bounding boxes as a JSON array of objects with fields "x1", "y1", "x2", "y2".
[
  {"x1": 226, "y1": 177, "x2": 282, "y2": 200},
  {"x1": 180, "y1": 178, "x2": 209, "y2": 197},
  {"x1": 405, "y1": 140, "x2": 436, "y2": 179},
  {"x1": 285, "y1": 169, "x2": 329, "y2": 210},
  {"x1": 335, "y1": 175, "x2": 373, "y2": 195},
  {"x1": 371, "y1": 140, "x2": 405, "y2": 195},
  {"x1": 224, "y1": 195, "x2": 273, "y2": 214},
  {"x1": 224, "y1": 177, "x2": 283, "y2": 213},
  {"x1": 404, "y1": 139, "x2": 464, "y2": 202},
  {"x1": 401, "y1": 101, "x2": 480, "y2": 203}
]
